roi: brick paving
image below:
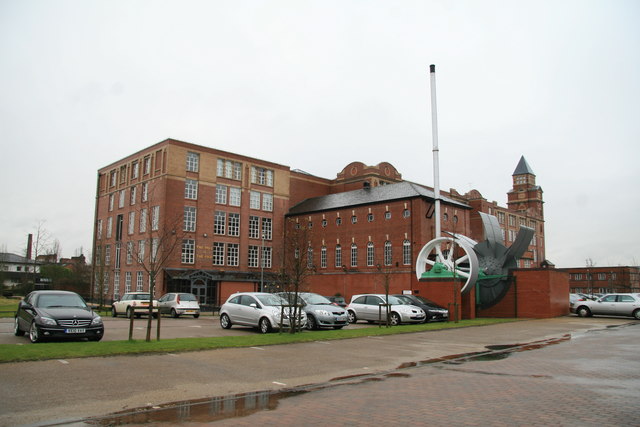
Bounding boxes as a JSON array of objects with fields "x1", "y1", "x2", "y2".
[{"x1": 205, "y1": 323, "x2": 640, "y2": 426}]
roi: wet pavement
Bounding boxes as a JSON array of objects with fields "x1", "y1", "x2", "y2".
[{"x1": 2, "y1": 317, "x2": 639, "y2": 426}]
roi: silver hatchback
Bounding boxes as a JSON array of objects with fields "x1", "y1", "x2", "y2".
[
  {"x1": 219, "y1": 292, "x2": 307, "y2": 333},
  {"x1": 346, "y1": 294, "x2": 426, "y2": 325},
  {"x1": 571, "y1": 293, "x2": 640, "y2": 319},
  {"x1": 278, "y1": 292, "x2": 349, "y2": 330}
]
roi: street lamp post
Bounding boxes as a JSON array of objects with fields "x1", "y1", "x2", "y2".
[{"x1": 260, "y1": 233, "x2": 265, "y2": 292}]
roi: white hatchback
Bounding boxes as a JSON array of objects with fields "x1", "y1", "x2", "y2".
[
  {"x1": 219, "y1": 292, "x2": 307, "y2": 333},
  {"x1": 158, "y1": 293, "x2": 200, "y2": 318}
]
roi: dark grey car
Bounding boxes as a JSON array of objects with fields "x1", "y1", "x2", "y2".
[{"x1": 279, "y1": 292, "x2": 349, "y2": 330}]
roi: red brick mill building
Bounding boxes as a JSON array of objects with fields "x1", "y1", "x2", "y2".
[{"x1": 92, "y1": 138, "x2": 563, "y2": 317}]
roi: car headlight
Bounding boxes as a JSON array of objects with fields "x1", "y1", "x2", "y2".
[
  {"x1": 91, "y1": 316, "x2": 103, "y2": 326},
  {"x1": 39, "y1": 316, "x2": 57, "y2": 326},
  {"x1": 314, "y1": 309, "x2": 330, "y2": 316}
]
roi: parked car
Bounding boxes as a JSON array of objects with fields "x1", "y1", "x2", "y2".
[
  {"x1": 571, "y1": 293, "x2": 640, "y2": 319},
  {"x1": 278, "y1": 292, "x2": 348, "y2": 330},
  {"x1": 14, "y1": 290, "x2": 104, "y2": 343},
  {"x1": 346, "y1": 294, "x2": 426, "y2": 325},
  {"x1": 393, "y1": 294, "x2": 449, "y2": 322},
  {"x1": 219, "y1": 292, "x2": 307, "y2": 333},
  {"x1": 324, "y1": 295, "x2": 347, "y2": 308},
  {"x1": 111, "y1": 292, "x2": 159, "y2": 318},
  {"x1": 158, "y1": 292, "x2": 200, "y2": 318}
]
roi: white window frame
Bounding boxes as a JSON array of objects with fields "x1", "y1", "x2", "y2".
[
  {"x1": 182, "y1": 239, "x2": 195, "y2": 264},
  {"x1": 186, "y1": 152, "x2": 199, "y2": 172},
  {"x1": 229, "y1": 187, "x2": 241, "y2": 206},
  {"x1": 184, "y1": 206, "x2": 196, "y2": 232},
  {"x1": 185, "y1": 179, "x2": 198, "y2": 200}
]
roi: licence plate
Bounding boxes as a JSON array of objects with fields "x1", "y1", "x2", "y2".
[
  {"x1": 184, "y1": 310, "x2": 195, "y2": 314},
  {"x1": 65, "y1": 328, "x2": 86, "y2": 334},
  {"x1": 336, "y1": 316, "x2": 347, "y2": 321}
]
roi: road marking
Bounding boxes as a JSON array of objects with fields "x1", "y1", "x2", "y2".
[
  {"x1": 57, "y1": 360, "x2": 69, "y2": 365},
  {"x1": 314, "y1": 341, "x2": 331, "y2": 344},
  {"x1": 272, "y1": 381, "x2": 286, "y2": 386},
  {"x1": 250, "y1": 347, "x2": 265, "y2": 350},
  {"x1": 189, "y1": 325, "x2": 202, "y2": 328}
]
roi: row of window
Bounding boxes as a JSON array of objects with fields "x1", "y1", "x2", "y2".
[
  {"x1": 108, "y1": 182, "x2": 150, "y2": 211},
  {"x1": 109, "y1": 152, "x2": 160, "y2": 188},
  {"x1": 185, "y1": 180, "x2": 273, "y2": 211},
  {"x1": 572, "y1": 273, "x2": 617, "y2": 281},
  {"x1": 494, "y1": 211, "x2": 538, "y2": 230},
  {"x1": 95, "y1": 270, "x2": 147, "y2": 297},
  {"x1": 301, "y1": 209, "x2": 410, "y2": 229},
  {"x1": 97, "y1": 206, "x2": 160, "y2": 240},
  {"x1": 302, "y1": 241, "x2": 413, "y2": 269},
  {"x1": 186, "y1": 152, "x2": 275, "y2": 187},
  {"x1": 181, "y1": 240, "x2": 273, "y2": 268}
]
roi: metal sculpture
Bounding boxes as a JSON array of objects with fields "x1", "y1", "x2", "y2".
[{"x1": 416, "y1": 212, "x2": 534, "y2": 309}]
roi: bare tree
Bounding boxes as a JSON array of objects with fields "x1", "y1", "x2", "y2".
[
  {"x1": 127, "y1": 181, "x2": 185, "y2": 341},
  {"x1": 276, "y1": 218, "x2": 313, "y2": 333}
]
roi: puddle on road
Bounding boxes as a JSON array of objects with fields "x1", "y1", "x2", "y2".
[{"x1": 77, "y1": 335, "x2": 570, "y2": 426}]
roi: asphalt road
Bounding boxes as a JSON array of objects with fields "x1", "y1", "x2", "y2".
[{"x1": 0, "y1": 316, "x2": 638, "y2": 426}]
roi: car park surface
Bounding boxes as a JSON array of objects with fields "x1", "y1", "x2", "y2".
[{"x1": 13, "y1": 290, "x2": 104, "y2": 343}]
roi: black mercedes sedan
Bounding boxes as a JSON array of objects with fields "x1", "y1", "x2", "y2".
[
  {"x1": 393, "y1": 294, "x2": 449, "y2": 322},
  {"x1": 14, "y1": 290, "x2": 104, "y2": 343}
]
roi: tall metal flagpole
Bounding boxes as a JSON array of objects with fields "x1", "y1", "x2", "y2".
[{"x1": 430, "y1": 64, "x2": 441, "y2": 240}]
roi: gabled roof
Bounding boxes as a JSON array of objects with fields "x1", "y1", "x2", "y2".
[
  {"x1": 287, "y1": 181, "x2": 469, "y2": 216},
  {"x1": 513, "y1": 156, "x2": 535, "y2": 176},
  {"x1": 0, "y1": 253, "x2": 36, "y2": 264}
]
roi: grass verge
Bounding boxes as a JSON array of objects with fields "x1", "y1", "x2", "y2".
[{"x1": 1, "y1": 318, "x2": 518, "y2": 363}]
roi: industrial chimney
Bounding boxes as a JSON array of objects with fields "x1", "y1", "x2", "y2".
[{"x1": 26, "y1": 234, "x2": 33, "y2": 260}]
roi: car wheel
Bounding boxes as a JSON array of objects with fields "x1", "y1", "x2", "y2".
[
  {"x1": 193, "y1": 313, "x2": 200, "y2": 319},
  {"x1": 389, "y1": 312, "x2": 401, "y2": 326},
  {"x1": 347, "y1": 310, "x2": 357, "y2": 324},
  {"x1": 306, "y1": 315, "x2": 317, "y2": 330},
  {"x1": 126, "y1": 307, "x2": 134, "y2": 319},
  {"x1": 171, "y1": 308, "x2": 179, "y2": 318},
  {"x1": 633, "y1": 309, "x2": 640, "y2": 320},
  {"x1": 259, "y1": 317, "x2": 272, "y2": 334},
  {"x1": 29, "y1": 322, "x2": 41, "y2": 343},
  {"x1": 111, "y1": 306, "x2": 118, "y2": 317},
  {"x1": 577, "y1": 306, "x2": 591, "y2": 317},
  {"x1": 14, "y1": 317, "x2": 25, "y2": 336},
  {"x1": 220, "y1": 313, "x2": 232, "y2": 329}
]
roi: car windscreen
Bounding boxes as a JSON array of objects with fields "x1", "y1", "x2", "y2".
[
  {"x1": 179, "y1": 293, "x2": 198, "y2": 301},
  {"x1": 384, "y1": 296, "x2": 404, "y2": 305},
  {"x1": 303, "y1": 294, "x2": 333, "y2": 305},
  {"x1": 256, "y1": 294, "x2": 287, "y2": 306},
  {"x1": 36, "y1": 294, "x2": 87, "y2": 308},
  {"x1": 133, "y1": 294, "x2": 151, "y2": 300}
]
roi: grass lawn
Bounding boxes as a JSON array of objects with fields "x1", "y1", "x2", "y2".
[
  {"x1": 0, "y1": 296, "x2": 20, "y2": 318},
  {"x1": 0, "y1": 318, "x2": 518, "y2": 363}
]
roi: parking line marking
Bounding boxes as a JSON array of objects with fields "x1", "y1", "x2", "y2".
[
  {"x1": 314, "y1": 341, "x2": 331, "y2": 344},
  {"x1": 250, "y1": 347, "x2": 265, "y2": 350},
  {"x1": 57, "y1": 360, "x2": 69, "y2": 365},
  {"x1": 272, "y1": 381, "x2": 286, "y2": 386},
  {"x1": 188, "y1": 325, "x2": 202, "y2": 328}
]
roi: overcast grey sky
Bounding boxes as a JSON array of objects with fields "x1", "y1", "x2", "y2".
[{"x1": 1, "y1": 0, "x2": 638, "y2": 268}]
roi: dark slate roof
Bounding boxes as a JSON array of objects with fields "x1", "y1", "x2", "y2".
[
  {"x1": 513, "y1": 156, "x2": 535, "y2": 176},
  {"x1": 0, "y1": 253, "x2": 34, "y2": 264},
  {"x1": 288, "y1": 181, "x2": 469, "y2": 215}
]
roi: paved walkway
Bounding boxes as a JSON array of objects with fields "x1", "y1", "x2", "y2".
[{"x1": 1, "y1": 316, "x2": 638, "y2": 426}]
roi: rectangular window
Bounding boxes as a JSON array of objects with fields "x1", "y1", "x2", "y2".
[
  {"x1": 251, "y1": 166, "x2": 274, "y2": 186},
  {"x1": 217, "y1": 159, "x2": 243, "y2": 180},
  {"x1": 351, "y1": 245, "x2": 358, "y2": 267},
  {"x1": 185, "y1": 179, "x2": 198, "y2": 200},
  {"x1": 126, "y1": 241, "x2": 133, "y2": 264},
  {"x1": 182, "y1": 239, "x2": 195, "y2": 264},
  {"x1": 262, "y1": 193, "x2": 273, "y2": 211},
  {"x1": 213, "y1": 242, "x2": 225, "y2": 265},
  {"x1": 249, "y1": 215, "x2": 260, "y2": 239},
  {"x1": 335, "y1": 245, "x2": 342, "y2": 268},
  {"x1": 125, "y1": 272, "x2": 132, "y2": 293},
  {"x1": 107, "y1": 217, "x2": 113, "y2": 238},
  {"x1": 321, "y1": 246, "x2": 327, "y2": 268},
  {"x1": 262, "y1": 246, "x2": 272, "y2": 268},
  {"x1": 114, "y1": 272, "x2": 120, "y2": 297},
  {"x1": 186, "y1": 152, "x2": 199, "y2": 172},
  {"x1": 367, "y1": 243, "x2": 374, "y2": 267},
  {"x1": 307, "y1": 247, "x2": 314, "y2": 268},
  {"x1": 261, "y1": 217, "x2": 272, "y2": 240},
  {"x1": 109, "y1": 194, "x2": 114, "y2": 211},
  {"x1": 227, "y1": 243, "x2": 239, "y2": 266},
  {"x1": 229, "y1": 187, "x2": 241, "y2": 206},
  {"x1": 132, "y1": 162, "x2": 139, "y2": 179},
  {"x1": 509, "y1": 215, "x2": 516, "y2": 226},
  {"x1": 250, "y1": 191, "x2": 261, "y2": 209},
  {"x1": 142, "y1": 182, "x2": 148, "y2": 202},
  {"x1": 384, "y1": 242, "x2": 392, "y2": 266},
  {"x1": 140, "y1": 208, "x2": 147, "y2": 233},
  {"x1": 130, "y1": 186, "x2": 137, "y2": 205},
  {"x1": 120, "y1": 166, "x2": 127, "y2": 184},
  {"x1": 105, "y1": 245, "x2": 111, "y2": 265},
  {"x1": 403, "y1": 240, "x2": 411, "y2": 265},
  {"x1": 151, "y1": 237, "x2": 159, "y2": 262},
  {"x1": 128, "y1": 211, "x2": 135, "y2": 235},
  {"x1": 110, "y1": 171, "x2": 117, "y2": 187},
  {"x1": 97, "y1": 219, "x2": 103, "y2": 240},
  {"x1": 248, "y1": 245, "x2": 259, "y2": 268},
  {"x1": 228, "y1": 213, "x2": 240, "y2": 236},
  {"x1": 143, "y1": 156, "x2": 151, "y2": 175},
  {"x1": 151, "y1": 206, "x2": 160, "y2": 231},
  {"x1": 214, "y1": 211, "x2": 226, "y2": 234},
  {"x1": 136, "y1": 272, "x2": 144, "y2": 291},
  {"x1": 119, "y1": 190, "x2": 125, "y2": 208},
  {"x1": 138, "y1": 240, "x2": 145, "y2": 263},
  {"x1": 184, "y1": 206, "x2": 196, "y2": 232},
  {"x1": 216, "y1": 184, "x2": 227, "y2": 204}
]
